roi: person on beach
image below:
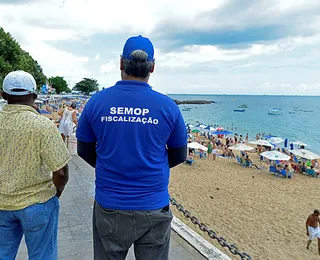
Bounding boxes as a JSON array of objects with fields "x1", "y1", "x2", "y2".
[
  {"x1": 58, "y1": 103, "x2": 78, "y2": 147},
  {"x1": 211, "y1": 144, "x2": 217, "y2": 160},
  {"x1": 0, "y1": 71, "x2": 70, "y2": 260},
  {"x1": 306, "y1": 210, "x2": 320, "y2": 254},
  {"x1": 76, "y1": 35, "x2": 188, "y2": 260}
]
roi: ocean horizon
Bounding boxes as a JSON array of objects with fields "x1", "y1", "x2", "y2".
[{"x1": 169, "y1": 94, "x2": 320, "y2": 154}]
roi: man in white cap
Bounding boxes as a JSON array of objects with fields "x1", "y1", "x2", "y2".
[{"x1": 0, "y1": 71, "x2": 71, "y2": 260}]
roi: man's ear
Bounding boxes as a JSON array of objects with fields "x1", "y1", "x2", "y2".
[
  {"x1": 120, "y1": 57, "x2": 124, "y2": 71},
  {"x1": 32, "y1": 93, "x2": 38, "y2": 100},
  {"x1": 150, "y1": 61, "x2": 155, "y2": 73},
  {"x1": 1, "y1": 91, "x2": 8, "y2": 101}
]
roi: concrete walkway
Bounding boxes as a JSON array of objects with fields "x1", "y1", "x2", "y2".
[{"x1": 16, "y1": 156, "x2": 206, "y2": 260}]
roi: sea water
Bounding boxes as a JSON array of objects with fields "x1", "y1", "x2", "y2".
[{"x1": 170, "y1": 94, "x2": 320, "y2": 153}]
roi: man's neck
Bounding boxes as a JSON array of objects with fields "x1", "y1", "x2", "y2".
[
  {"x1": 121, "y1": 75, "x2": 149, "y2": 83},
  {"x1": 8, "y1": 102, "x2": 33, "y2": 107}
]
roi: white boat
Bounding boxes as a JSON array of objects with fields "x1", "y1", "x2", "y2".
[{"x1": 268, "y1": 108, "x2": 282, "y2": 115}]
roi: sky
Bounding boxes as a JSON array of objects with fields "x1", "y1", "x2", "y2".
[{"x1": 1, "y1": 0, "x2": 320, "y2": 95}]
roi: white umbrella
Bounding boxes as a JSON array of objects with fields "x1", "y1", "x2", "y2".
[
  {"x1": 187, "y1": 142, "x2": 208, "y2": 151},
  {"x1": 249, "y1": 140, "x2": 273, "y2": 147},
  {"x1": 291, "y1": 149, "x2": 320, "y2": 160},
  {"x1": 269, "y1": 137, "x2": 284, "y2": 144},
  {"x1": 203, "y1": 126, "x2": 216, "y2": 132},
  {"x1": 198, "y1": 124, "x2": 207, "y2": 128},
  {"x1": 290, "y1": 141, "x2": 309, "y2": 147},
  {"x1": 229, "y1": 144, "x2": 254, "y2": 151},
  {"x1": 260, "y1": 151, "x2": 290, "y2": 161},
  {"x1": 186, "y1": 124, "x2": 194, "y2": 128}
]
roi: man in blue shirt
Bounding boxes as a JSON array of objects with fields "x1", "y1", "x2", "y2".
[{"x1": 76, "y1": 35, "x2": 187, "y2": 260}]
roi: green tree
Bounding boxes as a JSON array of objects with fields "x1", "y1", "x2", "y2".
[
  {"x1": 73, "y1": 78, "x2": 99, "y2": 95},
  {"x1": 0, "y1": 27, "x2": 47, "y2": 90},
  {"x1": 49, "y1": 76, "x2": 71, "y2": 94}
]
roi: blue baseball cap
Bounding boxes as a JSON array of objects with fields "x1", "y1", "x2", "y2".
[
  {"x1": 122, "y1": 35, "x2": 154, "y2": 61},
  {"x1": 3, "y1": 70, "x2": 37, "y2": 96}
]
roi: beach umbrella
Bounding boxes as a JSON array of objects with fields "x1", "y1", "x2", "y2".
[
  {"x1": 249, "y1": 140, "x2": 273, "y2": 147},
  {"x1": 212, "y1": 130, "x2": 233, "y2": 135},
  {"x1": 229, "y1": 144, "x2": 254, "y2": 151},
  {"x1": 203, "y1": 126, "x2": 216, "y2": 132},
  {"x1": 187, "y1": 142, "x2": 208, "y2": 151},
  {"x1": 269, "y1": 137, "x2": 284, "y2": 144},
  {"x1": 216, "y1": 127, "x2": 224, "y2": 131},
  {"x1": 191, "y1": 129, "x2": 200, "y2": 133},
  {"x1": 284, "y1": 138, "x2": 288, "y2": 148},
  {"x1": 265, "y1": 135, "x2": 276, "y2": 139},
  {"x1": 260, "y1": 151, "x2": 290, "y2": 161},
  {"x1": 290, "y1": 141, "x2": 309, "y2": 147},
  {"x1": 186, "y1": 124, "x2": 194, "y2": 128},
  {"x1": 290, "y1": 149, "x2": 320, "y2": 160}
]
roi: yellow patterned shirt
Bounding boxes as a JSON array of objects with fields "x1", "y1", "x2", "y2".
[{"x1": 0, "y1": 104, "x2": 71, "y2": 210}]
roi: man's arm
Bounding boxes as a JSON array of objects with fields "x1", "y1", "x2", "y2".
[
  {"x1": 53, "y1": 165, "x2": 69, "y2": 198},
  {"x1": 306, "y1": 216, "x2": 310, "y2": 234},
  {"x1": 168, "y1": 145, "x2": 187, "y2": 168},
  {"x1": 166, "y1": 105, "x2": 188, "y2": 168},
  {"x1": 77, "y1": 141, "x2": 97, "y2": 168},
  {"x1": 41, "y1": 123, "x2": 71, "y2": 198}
]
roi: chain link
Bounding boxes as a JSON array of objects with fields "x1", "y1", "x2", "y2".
[{"x1": 169, "y1": 197, "x2": 252, "y2": 260}]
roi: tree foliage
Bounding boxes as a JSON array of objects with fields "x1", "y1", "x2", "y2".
[
  {"x1": 0, "y1": 27, "x2": 47, "y2": 90},
  {"x1": 73, "y1": 78, "x2": 99, "y2": 95},
  {"x1": 49, "y1": 76, "x2": 71, "y2": 94}
]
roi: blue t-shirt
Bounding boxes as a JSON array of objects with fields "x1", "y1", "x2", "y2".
[{"x1": 76, "y1": 80, "x2": 188, "y2": 210}]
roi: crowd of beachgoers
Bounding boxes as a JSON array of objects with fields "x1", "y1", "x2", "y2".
[{"x1": 185, "y1": 124, "x2": 319, "y2": 179}]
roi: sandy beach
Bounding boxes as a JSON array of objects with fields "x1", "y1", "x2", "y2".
[{"x1": 169, "y1": 154, "x2": 320, "y2": 260}]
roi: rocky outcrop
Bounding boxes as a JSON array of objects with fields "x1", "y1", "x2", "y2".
[{"x1": 173, "y1": 100, "x2": 215, "y2": 105}]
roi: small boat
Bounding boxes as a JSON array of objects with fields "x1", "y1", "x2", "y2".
[
  {"x1": 302, "y1": 109, "x2": 314, "y2": 112},
  {"x1": 182, "y1": 107, "x2": 192, "y2": 111},
  {"x1": 268, "y1": 108, "x2": 282, "y2": 115},
  {"x1": 289, "y1": 111, "x2": 296, "y2": 114},
  {"x1": 233, "y1": 109, "x2": 245, "y2": 112},
  {"x1": 238, "y1": 104, "x2": 248, "y2": 108}
]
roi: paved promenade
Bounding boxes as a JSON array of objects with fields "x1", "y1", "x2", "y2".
[{"x1": 16, "y1": 156, "x2": 206, "y2": 260}]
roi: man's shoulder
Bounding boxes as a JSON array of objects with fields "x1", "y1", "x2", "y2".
[
  {"x1": 149, "y1": 90, "x2": 177, "y2": 106},
  {"x1": 27, "y1": 113, "x2": 56, "y2": 130}
]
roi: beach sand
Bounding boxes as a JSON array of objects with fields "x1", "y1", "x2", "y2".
[{"x1": 169, "y1": 154, "x2": 320, "y2": 260}]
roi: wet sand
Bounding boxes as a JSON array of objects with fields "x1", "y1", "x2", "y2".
[{"x1": 169, "y1": 154, "x2": 320, "y2": 260}]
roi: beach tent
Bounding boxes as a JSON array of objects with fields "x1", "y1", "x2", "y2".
[
  {"x1": 260, "y1": 151, "x2": 290, "y2": 161},
  {"x1": 229, "y1": 144, "x2": 254, "y2": 151},
  {"x1": 290, "y1": 149, "x2": 320, "y2": 160},
  {"x1": 249, "y1": 140, "x2": 273, "y2": 147},
  {"x1": 191, "y1": 129, "x2": 200, "y2": 133},
  {"x1": 269, "y1": 137, "x2": 284, "y2": 144},
  {"x1": 187, "y1": 142, "x2": 208, "y2": 151}
]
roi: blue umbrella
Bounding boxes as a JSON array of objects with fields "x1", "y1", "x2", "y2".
[
  {"x1": 211, "y1": 130, "x2": 233, "y2": 135},
  {"x1": 265, "y1": 135, "x2": 276, "y2": 139},
  {"x1": 284, "y1": 138, "x2": 288, "y2": 148}
]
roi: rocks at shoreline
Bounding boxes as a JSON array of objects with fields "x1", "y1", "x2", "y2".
[{"x1": 173, "y1": 99, "x2": 215, "y2": 105}]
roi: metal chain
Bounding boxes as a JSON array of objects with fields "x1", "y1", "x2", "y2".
[{"x1": 170, "y1": 197, "x2": 252, "y2": 260}]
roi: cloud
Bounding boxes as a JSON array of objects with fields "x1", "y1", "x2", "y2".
[
  {"x1": 0, "y1": 0, "x2": 320, "y2": 94},
  {"x1": 100, "y1": 61, "x2": 117, "y2": 74}
]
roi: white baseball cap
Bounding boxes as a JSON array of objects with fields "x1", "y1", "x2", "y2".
[{"x1": 3, "y1": 70, "x2": 37, "y2": 96}]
